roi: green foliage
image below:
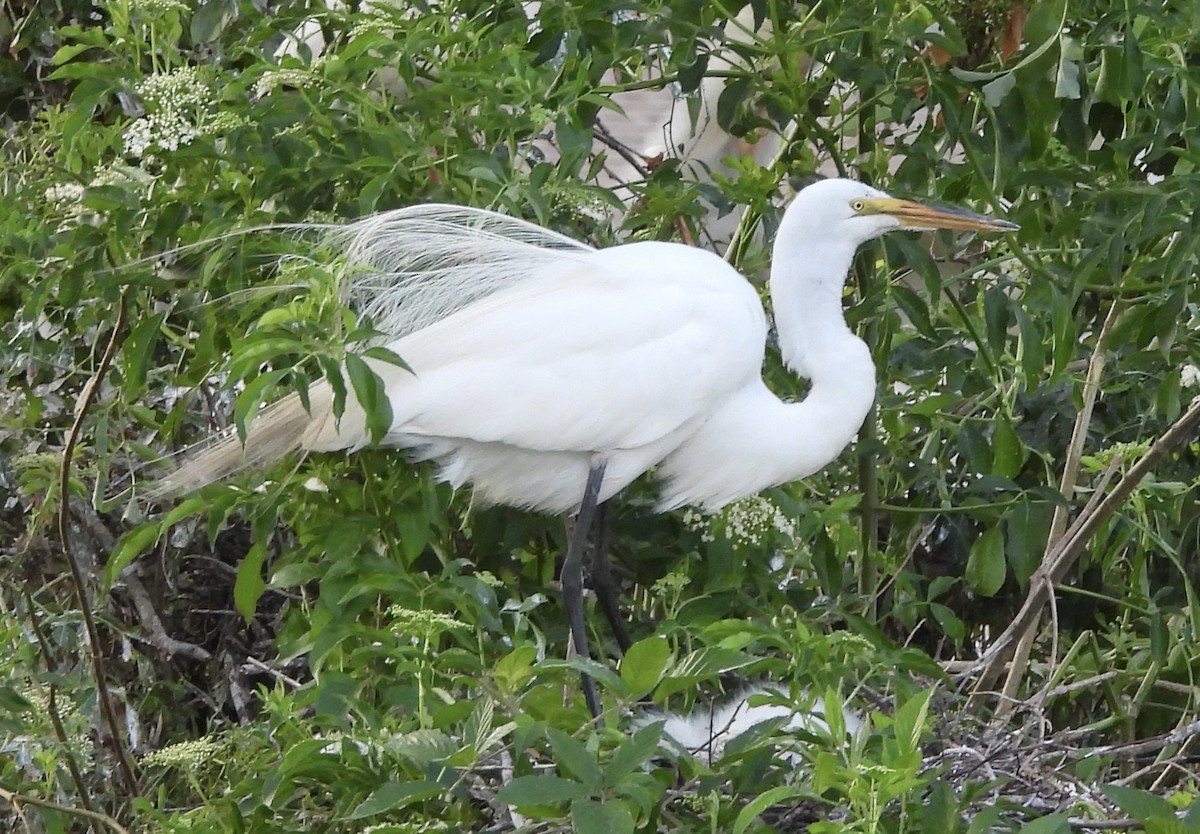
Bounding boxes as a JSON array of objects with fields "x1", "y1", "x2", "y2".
[{"x1": 3, "y1": 0, "x2": 1200, "y2": 831}]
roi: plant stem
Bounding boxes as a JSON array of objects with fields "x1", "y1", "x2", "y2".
[{"x1": 57, "y1": 291, "x2": 140, "y2": 798}]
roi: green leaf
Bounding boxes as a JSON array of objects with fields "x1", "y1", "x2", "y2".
[
  {"x1": 620, "y1": 636, "x2": 670, "y2": 698},
  {"x1": 547, "y1": 728, "x2": 602, "y2": 789},
  {"x1": 992, "y1": 419, "x2": 1023, "y2": 479},
  {"x1": 361, "y1": 345, "x2": 412, "y2": 373},
  {"x1": 1016, "y1": 815, "x2": 1071, "y2": 834},
  {"x1": 493, "y1": 646, "x2": 539, "y2": 693},
  {"x1": 191, "y1": 0, "x2": 239, "y2": 42},
  {"x1": 345, "y1": 353, "x2": 393, "y2": 444},
  {"x1": 1054, "y1": 37, "x2": 1082, "y2": 100},
  {"x1": 603, "y1": 722, "x2": 663, "y2": 786},
  {"x1": 923, "y1": 779, "x2": 961, "y2": 834},
  {"x1": 495, "y1": 774, "x2": 591, "y2": 807},
  {"x1": 657, "y1": 647, "x2": 754, "y2": 698},
  {"x1": 232, "y1": 368, "x2": 290, "y2": 445},
  {"x1": 104, "y1": 521, "x2": 162, "y2": 590},
  {"x1": 1145, "y1": 818, "x2": 1192, "y2": 834},
  {"x1": 891, "y1": 689, "x2": 933, "y2": 756},
  {"x1": 571, "y1": 798, "x2": 634, "y2": 834},
  {"x1": 121, "y1": 312, "x2": 165, "y2": 399},
  {"x1": 349, "y1": 780, "x2": 442, "y2": 818},
  {"x1": 733, "y1": 785, "x2": 803, "y2": 834},
  {"x1": 234, "y1": 542, "x2": 267, "y2": 622},
  {"x1": 965, "y1": 527, "x2": 1006, "y2": 597},
  {"x1": 1100, "y1": 785, "x2": 1177, "y2": 824}
]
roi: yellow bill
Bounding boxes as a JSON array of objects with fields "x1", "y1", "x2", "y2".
[{"x1": 862, "y1": 197, "x2": 1020, "y2": 233}]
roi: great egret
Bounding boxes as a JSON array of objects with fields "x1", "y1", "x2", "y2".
[{"x1": 151, "y1": 178, "x2": 1017, "y2": 717}]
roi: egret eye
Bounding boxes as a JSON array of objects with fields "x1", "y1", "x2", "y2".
[{"x1": 850, "y1": 199, "x2": 866, "y2": 212}]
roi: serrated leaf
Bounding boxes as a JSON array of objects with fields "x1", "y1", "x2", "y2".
[
  {"x1": 495, "y1": 774, "x2": 590, "y2": 807},
  {"x1": 361, "y1": 345, "x2": 412, "y2": 373},
  {"x1": 349, "y1": 780, "x2": 442, "y2": 818},
  {"x1": 493, "y1": 646, "x2": 539, "y2": 693},
  {"x1": 603, "y1": 722, "x2": 663, "y2": 786},
  {"x1": 547, "y1": 728, "x2": 602, "y2": 789},
  {"x1": 620, "y1": 636, "x2": 670, "y2": 697},
  {"x1": 571, "y1": 797, "x2": 634, "y2": 834},
  {"x1": 966, "y1": 527, "x2": 1006, "y2": 597}
]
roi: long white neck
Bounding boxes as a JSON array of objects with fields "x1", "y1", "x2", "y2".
[
  {"x1": 656, "y1": 206, "x2": 881, "y2": 511},
  {"x1": 765, "y1": 212, "x2": 878, "y2": 471}
]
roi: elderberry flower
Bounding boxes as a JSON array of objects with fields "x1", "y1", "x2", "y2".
[
  {"x1": 141, "y1": 736, "x2": 223, "y2": 769},
  {"x1": 43, "y1": 183, "x2": 85, "y2": 205}
]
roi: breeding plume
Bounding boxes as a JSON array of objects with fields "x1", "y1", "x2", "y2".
[{"x1": 153, "y1": 178, "x2": 1017, "y2": 717}]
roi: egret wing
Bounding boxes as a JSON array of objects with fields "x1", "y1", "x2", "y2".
[{"x1": 330, "y1": 243, "x2": 768, "y2": 456}]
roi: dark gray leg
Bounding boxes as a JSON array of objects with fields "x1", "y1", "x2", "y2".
[
  {"x1": 561, "y1": 463, "x2": 606, "y2": 719},
  {"x1": 590, "y1": 501, "x2": 633, "y2": 654}
]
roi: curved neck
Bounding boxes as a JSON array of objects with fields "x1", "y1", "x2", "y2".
[{"x1": 765, "y1": 217, "x2": 876, "y2": 474}]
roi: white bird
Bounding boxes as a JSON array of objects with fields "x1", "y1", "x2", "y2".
[
  {"x1": 150, "y1": 178, "x2": 1017, "y2": 717},
  {"x1": 641, "y1": 684, "x2": 864, "y2": 766}
]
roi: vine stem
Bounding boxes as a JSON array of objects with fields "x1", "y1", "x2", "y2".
[{"x1": 56, "y1": 290, "x2": 140, "y2": 797}]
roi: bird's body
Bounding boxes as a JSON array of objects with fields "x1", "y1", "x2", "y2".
[
  {"x1": 306, "y1": 241, "x2": 772, "y2": 512},
  {"x1": 152, "y1": 178, "x2": 1016, "y2": 719},
  {"x1": 157, "y1": 179, "x2": 982, "y2": 511}
]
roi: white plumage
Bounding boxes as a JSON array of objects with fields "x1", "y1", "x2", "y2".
[
  {"x1": 642, "y1": 685, "x2": 865, "y2": 766},
  {"x1": 151, "y1": 179, "x2": 1016, "y2": 515}
]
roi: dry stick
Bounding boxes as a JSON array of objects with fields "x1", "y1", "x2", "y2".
[
  {"x1": 975, "y1": 301, "x2": 1119, "y2": 713},
  {"x1": 57, "y1": 291, "x2": 140, "y2": 797},
  {"x1": 967, "y1": 456, "x2": 1119, "y2": 707},
  {"x1": 970, "y1": 396, "x2": 1200, "y2": 707},
  {"x1": 0, "y1": 787, "x2": 131, "y2": 834},
  {"x1": 1011, "y1": 302, "x2": 1122, "y2": 715}
]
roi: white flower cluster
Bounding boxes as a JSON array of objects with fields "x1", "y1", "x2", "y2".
[
  {"x1": 685, "y1": 495, "x2": 797, "y2": 549},
  {"x1": 140, "y1": 735, "x2": 223, "y2": 769},
  {"x1": 139, "y1": 0, "x2": 188, "y2": 12},
  {"x1": 1182, "y1": 364, "x2": 1200, "y2": 389},
  {"x1": 388, "y1": 606, "x2": 471, "y2": 638},
  {"x1": 123, "y1": 66, "x2": 210, "y2": 159},
  {"x1": 44, "y1": 183, "x2": 85, "y2": 205},
  {"x1": 256, "y1": 66, "x2": 321, "y2": 95},
  {"x1": 1183, "y1": 363, "x2": 1200, "y2": 408}
]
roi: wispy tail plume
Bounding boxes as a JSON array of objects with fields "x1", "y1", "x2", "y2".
[{"x1": 144, "y1": 386, "x2": 328, "y2": 501}]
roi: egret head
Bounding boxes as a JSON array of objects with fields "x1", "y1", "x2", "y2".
[{"x1": 789, "y1": 178, "x2": 1019, "y2": 246}]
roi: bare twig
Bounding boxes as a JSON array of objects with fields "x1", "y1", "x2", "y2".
[
  {"x1": 0, "y1": 787, "x2": 130, "y2": 834},
  {"x1": 57, "y1": 291, "x2": 140, "y2": 797},
  {"x1": 990, "y1": 302, "x2": 1122, "y2": 719},
  {"x1": 123, "y1": 570, "x2": 213, "y2": 661},
  {"x1": 241, "y1": 655, "x2": 303, "y2": 688},
  {"x1": 969, "y1": 396, "x2": 1200, "y2": 707}
]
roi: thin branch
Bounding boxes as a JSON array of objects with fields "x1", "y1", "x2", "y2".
[
  {"x1": 57, "y1": 290, "x2": 140, "y2": 797},
  {"x1": 123, "y1": 570, "x2": 213, "y2": 661},
  {"x1": 21, "y1": 587, "x2": 98, "y2": 832},
  {"x1": 968, "y1": 396, "x2": 1200, "y2": 706},
  {"x1": 0, "y1": 787, "x2": 130, "y2": 834}
]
